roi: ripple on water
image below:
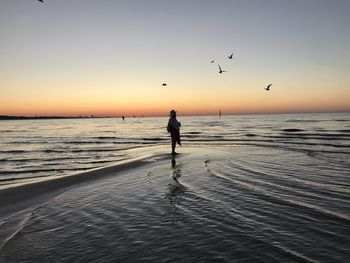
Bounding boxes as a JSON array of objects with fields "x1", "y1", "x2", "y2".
[{"x1": 1, "y1": 146, "x2": 349, "y2": 262}]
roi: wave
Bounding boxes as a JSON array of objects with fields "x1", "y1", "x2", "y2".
[
  {"x1": 335, "y1": 119, "x2": 350, "y2": 122},
  {"x1": 61, "y1": 141, "x2": 159, "y2": 145},
  {"x1": 0, "y1": 158, "x2": 42, "y2": 163},
  {"x1": 0, "y1": 211, "x2": 32, "y2": 252},
  {"x1": 0, "y1": 130, "x2": 28, "y2": 133},
  {"x1": 62, "y1": 141, "x2": 111, "y2": 144},
  {"x1": 0, "y1": 167, "x2": 93, "y2": 176},
  {"x1": 42, "y1": 149, "x2": 66, "y2": 153},
  {"x1": 207, "y1": 122, "x2": 228, "y2": 127},
  {"x1": 286, "y1": 119, "x2": 349, "y2": 123},
  {"x1": 286, "y1": 120, "x2": 321, "y2": 123},
  {"x1": 182, "y1": 138, "x2": 270, "y2": 142},
  {"x1": 245, "y1": 133, "x2": 257, "y2": 137},
  {"x1": 41, "y1": 148, "x2": 118, "y2": 153},
  {"x1": 271, "y1": 134, "x2": 350, "y2": 141},
  {"x1": 5, "y1": 156, "x2": 79, "y2": 163},
  {"x1": 280, "y1": 132, "x2": 350, "y2": 137},
  {"x1": 5, "y1": 141, "x2": 49, "y2": 145},
  {"x1": 0, "y1": 150, "x2": 27, "y2": 154},
  {"x1": 338, "y1": 129, "x2": 350, "y2": 133},
  {"x1": 75, "y1": 159, "x2": 120, "y2": 165},
  {"x1": 181, "y1": 135, "x2": 224, "y2": 139},
  {"x1": 257, "y1": 140, "x2": 349, "y2": 149},
  {"x1": 143, "y1": 138, "x2": 167, "y2": 141},
  {"x1": 282, "y1": 128, "x2": 304, "y2": 132},
  {"x1": 182, "y1": 138, "x2": 349, "y2": 147},
  {"x1": 190, "y1": 141, "x2": 350, "y2": 156},
  {"x1": 207, "y1": 167, "x2": 350, "y2": 223},
  {"x1": 1, "y1": 154, "x2": 125, "y2": 164}
]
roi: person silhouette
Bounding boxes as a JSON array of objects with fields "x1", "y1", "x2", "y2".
[{"x1": 167, "y1": 109, "x2": 181, "y2": 155}]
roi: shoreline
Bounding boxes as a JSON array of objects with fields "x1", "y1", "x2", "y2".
[
  {"x1": 0, "y1": 146, "x2": 174, "y2": 220},
  {"x1": 0, "y1": 145, "x2": 224, "y2": 220}
]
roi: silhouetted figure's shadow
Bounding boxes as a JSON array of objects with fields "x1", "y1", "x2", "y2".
[
  {"x1": 171, "y1": 157, "x2": 176, "y2": 169},
  {"x1": 171, "y1": 157, "x2": 182, "y2": 182},
  {"x1": 165, "y1": 157, "x2": 185, "y2": 222}
]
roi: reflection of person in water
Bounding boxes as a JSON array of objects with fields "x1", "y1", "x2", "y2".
[
  {"x1": 166, "y1": 157, "x2": 183, "y2": 201},
  {"x1": 164, "y1": 157, "x2": 185, "y2": 222},
  {"x1": 172, "y1": 156, "x2": 176, "y2": 169},
  {"x1": 167, "y1": 109, "x2": 181, "y2": 155},
  {"x1": 171, "y1": 156, "x2": 181, "y2": 182}
]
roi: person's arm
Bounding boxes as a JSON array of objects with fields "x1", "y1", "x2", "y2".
[
  {"x1": 169, "y1": 118, "x2": 180, "y2": 130},
  {"x1": 167, "y1": 121, "x2": 171, "y2": 132}
]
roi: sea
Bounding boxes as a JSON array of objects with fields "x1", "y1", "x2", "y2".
[{"x1": 0, "y1": 112, "x2": 349, "y2": 262}]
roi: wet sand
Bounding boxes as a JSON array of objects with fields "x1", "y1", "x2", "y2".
[
  {"x1": 0, "y1": 146, "x2": 176, "y2": 219},
  {"x1": 0, "y1": 145, "x2": 349, "y2": 262}
]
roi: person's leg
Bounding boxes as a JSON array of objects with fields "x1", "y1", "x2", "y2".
[
  {"x1": 171, "y1": 130, "x2": 177, "y2": 154},
  {"x1": 171, "y1": 139, "x2": 176, "y2": 154},
  {"x1": 173, "y1": 130, "x2": 181, "y2": 146}
]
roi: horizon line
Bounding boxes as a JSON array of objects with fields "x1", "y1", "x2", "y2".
[{"x1": 1, "y1": 110, "x2": 349, "y2": 120}]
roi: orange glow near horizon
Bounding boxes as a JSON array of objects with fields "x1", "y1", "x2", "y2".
[{"x1": 2, "y1": 80, "x2": 349, "y2": 117}]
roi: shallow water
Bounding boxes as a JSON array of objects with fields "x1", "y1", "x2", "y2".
[
  {"x1": 0, "y1": 145, "x2": 349, "y2": 262},
  {"x1": 0, "y1": 113, "x2": 349, "y2": 187},
  {"x1": 0, "y1": 113, "x2": 349, "y2": 262}
]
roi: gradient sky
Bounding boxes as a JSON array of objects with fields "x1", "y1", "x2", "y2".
[{"x1": 1, "y1": 0, "x2": 349, "y2": 116}]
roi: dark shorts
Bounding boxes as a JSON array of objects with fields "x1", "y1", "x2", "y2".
[{"x1": 170, "y1": 129, "x2": 181, "y2": 144}]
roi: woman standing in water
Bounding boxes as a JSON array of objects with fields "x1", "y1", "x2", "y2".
[{"x1": 167, "y1": 109, "x2": 181, "y2": 155}]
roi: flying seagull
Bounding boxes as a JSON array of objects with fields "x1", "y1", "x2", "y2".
[
  {"x1": 218, "y1": 64, "x2": 227, "y2": 74},
  {"x1": 162, "y1": 83, "x2": 167, "y2": 86},
  {"x1": 265, "y1": 84, "x2": 272, "y2": 91},
  {"x1": 228, "y1": 53, "x2": 233, "y2": 59},
  {"x1": 210, "y1": 60, "x2": 215, "y2": 63}
]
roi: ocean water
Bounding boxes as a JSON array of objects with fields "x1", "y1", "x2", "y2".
[
  {"x1": 1, "y1": 113, "x2": 349, "y2": 187},
  {"x1": 0, "y1": 112, "x2": 349, "y2": 262}
]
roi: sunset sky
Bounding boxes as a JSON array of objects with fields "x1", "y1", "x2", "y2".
[{"x1": 1, "y1": 0, "x2": 349, "y2": 116}]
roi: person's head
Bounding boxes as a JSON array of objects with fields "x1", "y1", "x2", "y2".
[{"x1": 170, "y1": 109, "x2": 176, "y2": 117}]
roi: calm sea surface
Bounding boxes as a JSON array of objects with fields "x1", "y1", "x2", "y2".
[
  {"x1": 1, "y1": 113, "x2": 349, "y2": 186},
  {"x1": 0, "y1": 113, "x2": 349, "y2": 262}
]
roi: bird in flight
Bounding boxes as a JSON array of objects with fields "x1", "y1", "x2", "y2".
[
  {"x1": 265, "y1": 84, "x2": 272, "y2": 91},
  {"x1": 162, "y1": 83, "x2": 167, "y2": 86},
  {"x1": 228, "y1": 53, "x2": 233, "y2": 59},
  {"x1": 218, "y1": 64, "x2": 227, "y2": 74},
  {"x1": 210, "y1": 60, "x2": 215, "y2": 63}
]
